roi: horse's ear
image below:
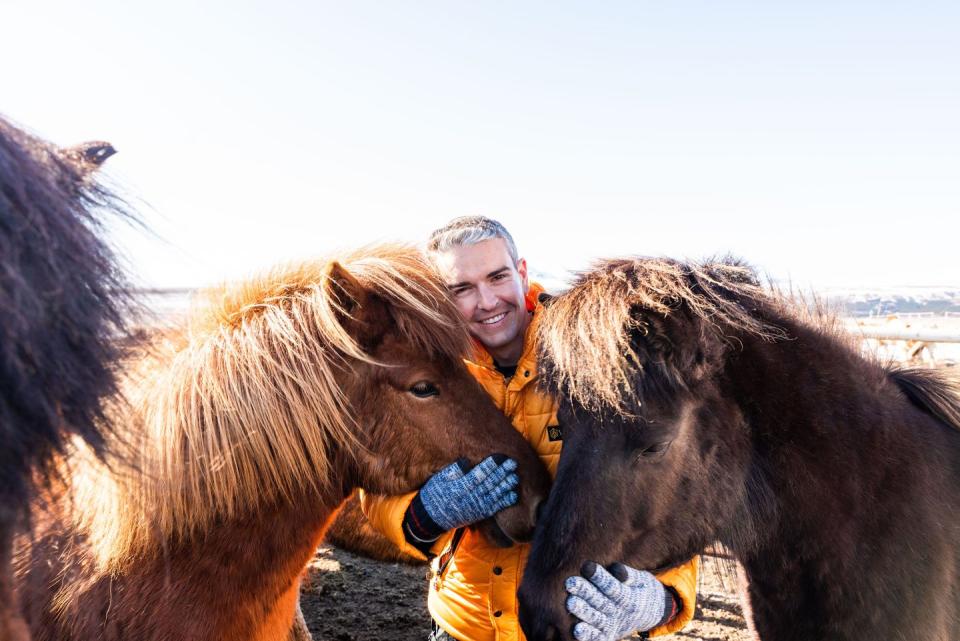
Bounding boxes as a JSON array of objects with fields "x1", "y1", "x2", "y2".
[
  {"x1": 324, "y1": 261, "x2": 389, "y2": 345},
  {"x1": 628, "y1": 312, "x2": 677, "y2": 363},
  {"x1": 57, "y1": 141, "x2": 117, "y2": 178},
  {"x1": 325, "y1": 261, "x2": 366, "y2": 313},
  {"x1": 537, "y1": 291, "x2": 555, "y2": 306},
  {"x1": 629, "y1": 307, "x2": 722, "y2": 385}
]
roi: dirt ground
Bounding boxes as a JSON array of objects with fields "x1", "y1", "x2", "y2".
[{"x1": 300, "y1": 546, "x2": 752, "y2": 641}]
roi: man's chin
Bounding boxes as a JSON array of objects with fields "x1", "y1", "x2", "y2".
[
  {"x1": 473, "y1": 327, "x2": 520, "y2": 351},
  {"x1": 473, "y1": 330, "x2": 506, "y2": 348}
]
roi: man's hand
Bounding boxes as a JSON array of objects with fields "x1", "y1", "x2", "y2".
[
  {"x1": 414, "y1": 455, "x2": 519, "y2": 534},
  {"x1": 565, "y1": 562, "x2": 673, "y2": 641}
]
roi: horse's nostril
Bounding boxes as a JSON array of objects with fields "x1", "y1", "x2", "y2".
[{"x1": 535, "y1": 500, "x2": 545, "y2": 523}]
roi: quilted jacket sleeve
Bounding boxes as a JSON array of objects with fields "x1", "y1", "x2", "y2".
[
  {"x1": 358, "y1": 489, "x2": 453, "y2": 561},
  {"x1": 649, "y1": 555, "x2": 700, "y2": 636}
]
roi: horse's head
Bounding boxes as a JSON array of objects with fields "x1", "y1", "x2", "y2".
[
  {"x1": 518, "y1": 257, "x2": 773, "y2": 641},
  {"x1": 125, "y1": 247, "x2": 548, "y2": 557},
  {"x1": 322, "y1": 251, "x2": 551, "y2": 545}
]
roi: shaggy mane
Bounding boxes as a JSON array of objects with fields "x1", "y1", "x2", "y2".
[
  {"x1": 66, "y1": 244, "x2": 468, "y2": 570},
  {"x1": 537, "y1": 256, "x2": 783, "y2": 414},
  {"x1": 889, "y1": 366, "x2": 960, "y2": 432},
  {"x1": 538, "y1": 256, "x2": 960, "y2": 428},
  {"x1": 1, "y1": 115, "x2": 134, "y2": 510}
]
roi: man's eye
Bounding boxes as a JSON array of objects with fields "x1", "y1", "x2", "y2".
[{"x1": 410, "y1": 381, "x2": 440, "y2": 398}]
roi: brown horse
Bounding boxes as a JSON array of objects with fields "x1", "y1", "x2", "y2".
[
  {"x1": 16, "y1": 245, "x2": 550, "y2": 641},
  {"x1": 518, "y1": 257, "x2": 960, "y2": 641},
  {"x1": 1, "y1": 116, "x2": 131, "y2": 641}
]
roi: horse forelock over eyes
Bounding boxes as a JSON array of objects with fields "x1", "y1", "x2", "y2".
[
  {"x1": 537, "y1": 256, "x2": 784, "y2": 416},
  {"x1": 66, "y1": 244, "x2": 470, "y2": 571}
]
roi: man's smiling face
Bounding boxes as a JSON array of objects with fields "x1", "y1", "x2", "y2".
[{"x1": 432, "y1": 238, "x2": 530, "y2": 365}]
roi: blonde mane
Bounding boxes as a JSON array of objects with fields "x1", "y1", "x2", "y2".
[
  {"x1": 538, "y1": 257, "x2": 782, "y2": 415},
  {"x1": 68, "y1": 244, "x2": 468, "y2": 569}
]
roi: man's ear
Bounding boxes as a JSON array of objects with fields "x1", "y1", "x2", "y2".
[
  {"x1": 324, "y1": 261, "x2": 389, "y2": 347},
  {"x1": 517, "y1": 257, "x2": 529, "y2": 293}
]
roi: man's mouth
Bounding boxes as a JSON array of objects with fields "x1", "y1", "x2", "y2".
[{"x1": 478, "y1": 311, "x2": 508, "y2": 325}]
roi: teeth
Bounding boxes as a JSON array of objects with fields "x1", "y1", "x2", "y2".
[{"x1": 481, "y1": 312, "x2": 507, "y2": 325}]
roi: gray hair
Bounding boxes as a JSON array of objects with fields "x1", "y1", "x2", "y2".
[{"x1": 427, "y1": 216, "x2": 520, "y2": 265}]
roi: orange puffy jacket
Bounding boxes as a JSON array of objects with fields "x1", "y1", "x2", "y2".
[{"x1": 361, "y1": 284, "x2": 699, "y2": 641}]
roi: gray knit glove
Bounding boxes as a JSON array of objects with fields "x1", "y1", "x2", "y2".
[
  {"x1": 416, "y1": 455, "x2": 519, "y2": 532},
  {"x1": 565, "y1": 562, "x2": 671, "y2": 641}
]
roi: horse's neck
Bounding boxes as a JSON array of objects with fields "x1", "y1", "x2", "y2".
[
  {"x1": 136, "y1": 484, "x2": 348, "y2": 640},
  {"x1": 722, "y1": 324, "x2": 960, "y2": 640},
  {"x1": 730, "y1": 318, "x2": 881, "y2": 417},
  {"x1": 719, "y1": 321, "x2": 900, "y2": 555},
  {"x1": 173, "y1": 487, "x2": 342, "y2": 584},
  {"x1": 724, "y1": 320, "x2": 898, "y2": 469},
  {"x1": 31, "y1": 452, "x2": 356, "y2": 641}
]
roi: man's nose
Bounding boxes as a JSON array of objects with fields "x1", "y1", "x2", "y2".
[{"x1": 476, "y1": 283, "x2": 498, "y2": 310}]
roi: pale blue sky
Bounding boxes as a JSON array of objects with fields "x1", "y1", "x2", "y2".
[{"x1": 4, "y1": 1, "x2": 958, "y2": 289}]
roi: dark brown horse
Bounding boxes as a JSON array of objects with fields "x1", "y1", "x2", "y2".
[
  {"x1": 16, "y1": 245, "x2": 550, "y2": 641},
  {"x1": 1, "y1": 116, "x2": 131, "y2": 641},
  {"x1": 518, "y1": 257, "x2": 960, "y2": 641}
]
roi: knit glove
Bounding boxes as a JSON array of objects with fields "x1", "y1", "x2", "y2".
[
  {"x1": 406, "y1": 455, "x2": 519, "y2": 541},
  {"x1": 565, "y1": 562, "x2": 673, "y2": 641}
]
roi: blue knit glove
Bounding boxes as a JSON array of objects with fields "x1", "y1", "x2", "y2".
[
  {"x1": 565, "y1": 562, "x2": 673, "y2": 641},
  {"x1": 406, "y1": 455, "x2": 519, "y2": 539}
]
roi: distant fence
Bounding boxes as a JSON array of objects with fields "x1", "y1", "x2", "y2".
[
  {"x1": 882, "y1": 311, "x2": 960, "y2": 319},
  {"x1": 845, "y1": 326, "x2": 960, "y2": 343}
]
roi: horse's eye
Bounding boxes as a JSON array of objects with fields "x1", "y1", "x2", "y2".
[
  {"x1": 639, "y1": 441, "x2": 672, "y2": 458},
  {"x1": 410, "y1": 381, "x2": 439, "y2": 398}
]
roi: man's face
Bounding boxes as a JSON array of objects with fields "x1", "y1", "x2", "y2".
[{"x1": 432, "y1": 238, "x2": 530, "y2": 361}]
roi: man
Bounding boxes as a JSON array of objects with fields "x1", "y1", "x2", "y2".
[{"x1": 361, "y1": 217, "x2": 699, "y2": 641}]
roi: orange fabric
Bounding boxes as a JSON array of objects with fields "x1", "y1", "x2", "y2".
[
  {"x1": 361, "y1": 284, "x2": 698, "y2": 641},
  {"x1": 650, "y1": 556, "x2": 701, "y2": 635}
]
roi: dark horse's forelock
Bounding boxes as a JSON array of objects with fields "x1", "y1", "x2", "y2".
[
  {"x1": 537, "y1": 256, "x2": 786, "y2": 415},
  {"x1": 0, "y1": 116, "x2": 134, "y2": 512}
]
